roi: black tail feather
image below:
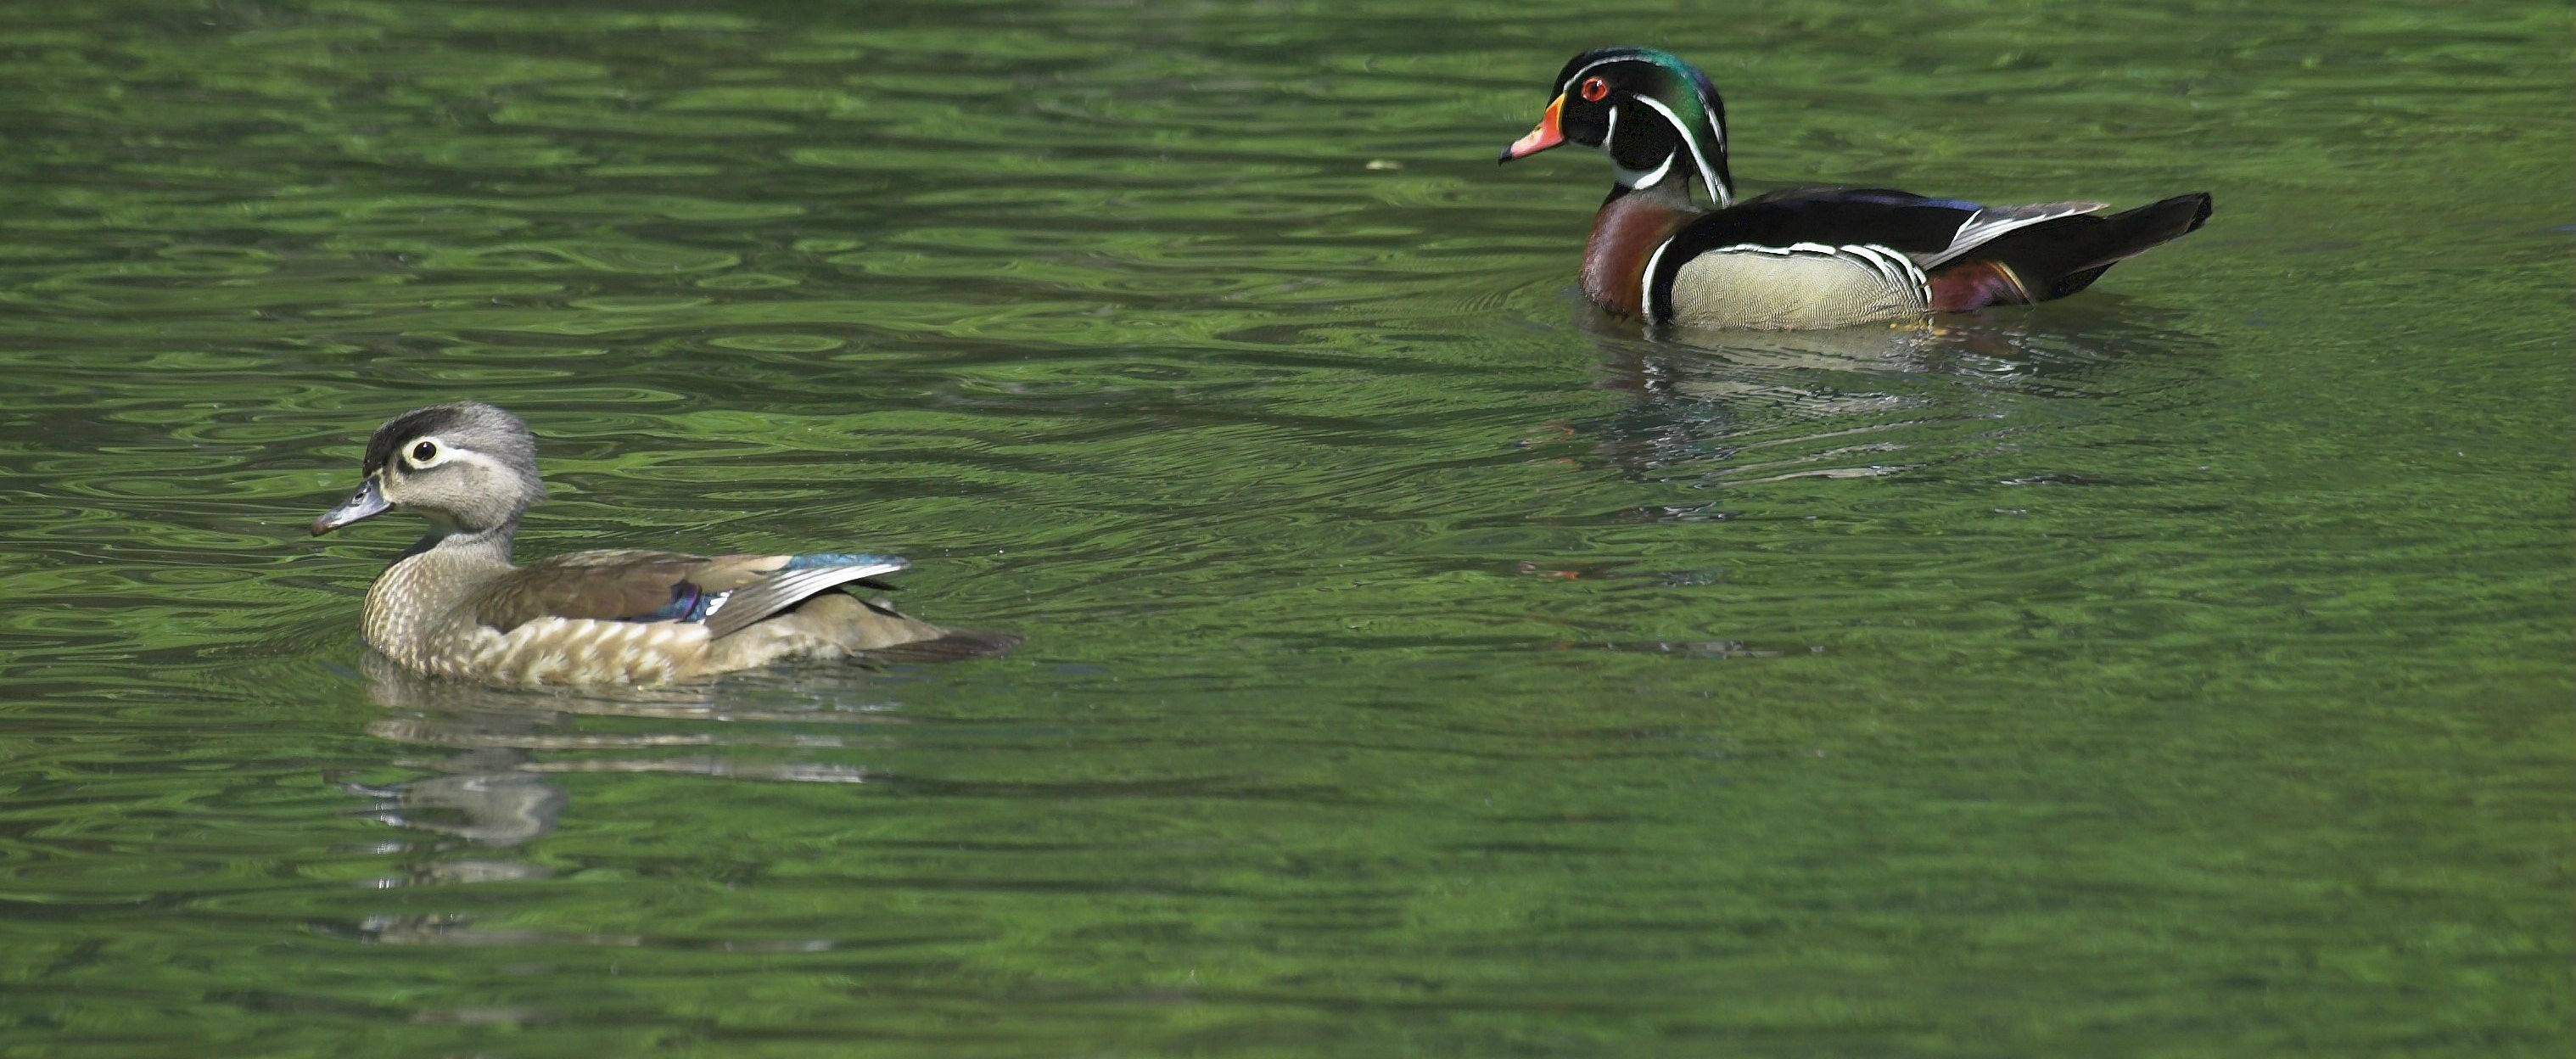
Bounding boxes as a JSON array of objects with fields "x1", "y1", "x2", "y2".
[
  {"x1": 2045, "y1": 263, "x2": 2115, "y2": 300},
  {"x1": 1966, "y1": 192, "x2": 2211, "y2": 301}
]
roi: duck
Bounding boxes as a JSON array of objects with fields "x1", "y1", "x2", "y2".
[
  {"x1": 310, "y1": 401, "x2": 1018, "y2": 686},
  {"x1": 1498, "y1": 47, "x2": 2212, "y2": 330}
]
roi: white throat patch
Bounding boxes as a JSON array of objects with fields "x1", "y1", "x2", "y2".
[{"x1": 1616, "y1": 151, "x2": 1676, "y2": 191}]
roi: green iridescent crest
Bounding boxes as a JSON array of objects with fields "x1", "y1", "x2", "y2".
[{"x1": 1552, "y1": 46, "x2": 1734, "y2": 203}]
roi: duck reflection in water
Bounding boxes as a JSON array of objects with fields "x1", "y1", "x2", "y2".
[
  {"x1": 350, "y1": 651, "x2": 892, "y2": 841},
  {"x1": 1554, "y1": 299, "x2": 2214, "y2": 502},
  {"x1": 327, "y1": 653, "x2": 903, "y2": 946}
]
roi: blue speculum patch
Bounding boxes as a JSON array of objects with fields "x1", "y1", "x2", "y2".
[{"x1": 625, "y1": 581, "x2": 715, "y2": 624}]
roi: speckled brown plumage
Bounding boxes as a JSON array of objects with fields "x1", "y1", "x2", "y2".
[{"x1": 315, "y1": 402, "x2": 1017, "y2": 687}]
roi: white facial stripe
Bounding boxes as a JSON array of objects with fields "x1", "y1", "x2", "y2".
[
  {"x1": 1602, "y1": 104, "x2": 1618, "y2": 146},
  {"x1": 1558, "y1": 55, "x2": 1632, "y2": 91},
  {"x1": 1631, "y1": 94, "x2": 1730, "y2": 206}
]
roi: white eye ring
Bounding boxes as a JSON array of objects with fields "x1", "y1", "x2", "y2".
[{"x1": 401, "y1": 437, "x2": 451, "y2": 469}]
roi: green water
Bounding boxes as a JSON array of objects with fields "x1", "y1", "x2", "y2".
[{"x1": 0, "y1": 0, "x2": 2566, "y2": 1055}]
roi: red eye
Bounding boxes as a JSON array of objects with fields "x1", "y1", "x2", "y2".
[{"x1": 1579, "y1": 76, "x2": 1610, "y2": 102}]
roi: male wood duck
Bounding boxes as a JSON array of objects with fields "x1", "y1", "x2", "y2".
[
  {"x1": 311, "y1": 401, "x2": 1018, "y2": 686},
  {"x1": 1499, "y1": 48, "x2": 2213, "y2": 330}
]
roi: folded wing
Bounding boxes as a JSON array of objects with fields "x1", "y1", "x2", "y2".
[{"x1": 475, "y1": 549, "x2": 910, "y2": 640}]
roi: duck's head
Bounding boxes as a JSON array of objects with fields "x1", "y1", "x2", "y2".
[
  {"x1": 312, "y1": 401, "x2": 546, "y2": 538},
  {"x1": 1498, "y1": 47, "x2": 1735, "y2": 206}
]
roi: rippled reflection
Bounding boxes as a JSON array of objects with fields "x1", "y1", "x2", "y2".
[
  {"x1": 347, "y1": 654, "x2": 895, "y2": 864},
  {"x1": 1563, "y1": 302, "x2": 2220, "y2": 495}
]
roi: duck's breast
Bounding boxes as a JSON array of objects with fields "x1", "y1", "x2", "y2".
[{"x1": 1582, "y1": 190, "x2": 1698, "y2": 317}]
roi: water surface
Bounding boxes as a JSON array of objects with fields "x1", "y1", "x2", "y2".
[{"x1": 0, "y1": 0, "x2": 2566, "y2": 1055}]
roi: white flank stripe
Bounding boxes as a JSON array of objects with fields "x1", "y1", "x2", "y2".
[{"x1": 1640, "y1": 236, "x2": 1680, "y2": 321}]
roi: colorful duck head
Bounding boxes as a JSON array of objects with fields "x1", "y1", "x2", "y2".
[{"x1": 1498, "y1": 47, "x2": 1737, "y2": 206}]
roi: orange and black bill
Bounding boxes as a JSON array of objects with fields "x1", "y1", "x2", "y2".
[{"x1": 1498, "y1": 94, "x2": 1566, "y2": 162}]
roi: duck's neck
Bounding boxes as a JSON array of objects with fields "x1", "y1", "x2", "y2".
[
  {"x1": 361, "y1": 526, "x2": 519, "y2": 662},
  {"x1": 1582, "y1": 180, "x2": 1702, "y2": 318},
  {"x1": 421, "y1": 525, "x2": 518, "y2": 569}
]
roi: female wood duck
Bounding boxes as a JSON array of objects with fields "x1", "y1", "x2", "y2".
[
  {"x1": 1499, "y1": 48, "x2": 2213, "y2": 330},
  {"x1": 311, "y1": 402, "x2": 1017, "y2": 686}
]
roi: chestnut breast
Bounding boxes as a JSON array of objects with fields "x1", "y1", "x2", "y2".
[{"x1": 1581, "y1": 188, "x2": 1699, "y2": 318}]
